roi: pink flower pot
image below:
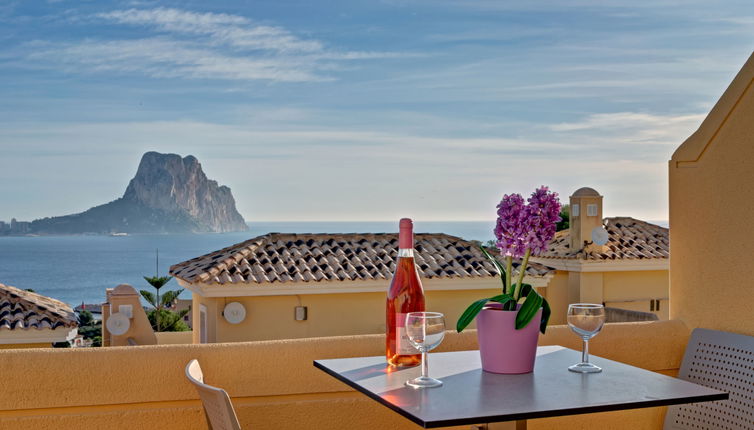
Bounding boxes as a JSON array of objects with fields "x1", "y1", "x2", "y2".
[{"x1": 476, "y1": 304, "x2": 542, "y2": 374}]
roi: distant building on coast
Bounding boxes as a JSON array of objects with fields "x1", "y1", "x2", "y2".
[
  {"x1": 74, "y1": 303, "x2": 103, "y2": 321},
  {"x1": 169, "y1": 233, "x2": 553, "y2": 343},
  {"x1": 0, "y1": 218, "x2": 32, "y2": 235},
  {"x1": 0, "y1": 283, "x2": 78, "y2": 348},
  {"x1": 11, "y1": 218, "x2": 31, "y2": 234}
]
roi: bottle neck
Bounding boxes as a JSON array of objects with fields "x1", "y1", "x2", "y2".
[{"x1": 398, "y1": 248, "x2": 414, "y2": 258}]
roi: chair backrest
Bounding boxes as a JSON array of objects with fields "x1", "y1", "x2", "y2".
[
  {"x1": 663, "y1": 328, "x2": 754, "y2": 430},
  {"x1": 185, "y1": 359, "x2": 242, "y2": 430}
]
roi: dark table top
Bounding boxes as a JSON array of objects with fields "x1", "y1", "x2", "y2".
[{"x1": 314, "y1": 346, "x2": 728, "y2": 428}]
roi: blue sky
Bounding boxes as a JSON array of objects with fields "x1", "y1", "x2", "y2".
[{"x1": 1, "y1": 1, "x2": 752, "y2": 222}]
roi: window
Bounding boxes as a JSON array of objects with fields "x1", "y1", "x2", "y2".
[
  {"x1": 587, "y1": 204, "x2": 598, "y2": 216},
  {"x1": 572, "y1": 204, "x2": 580, "y2": 216}
]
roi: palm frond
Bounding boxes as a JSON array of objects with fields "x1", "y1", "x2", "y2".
[
  {"x1": 143, "y1": 275, "x2": 172, "y2": 290},
  {"x1": 139, "y1": 290, "x2": 157, "y2": 308},
  {"x1": 160, "y1": 289, "x2": 183, "y2": 307}
]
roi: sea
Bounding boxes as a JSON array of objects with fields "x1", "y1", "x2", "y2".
[{"x1": 0, "y1": 221, "x2": 498, "y2": 307}]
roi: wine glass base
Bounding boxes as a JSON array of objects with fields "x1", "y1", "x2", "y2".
[
  {"x1": 568, "y1": 362, "x2": 602, "y2": 373},
  {"x1": 406, "y1": 376, "x2": 443, "y2": 388}
]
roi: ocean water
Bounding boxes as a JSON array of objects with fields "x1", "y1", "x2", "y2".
[{"x1": 0, "y1": 221, "x2": 496, "y2": 307}]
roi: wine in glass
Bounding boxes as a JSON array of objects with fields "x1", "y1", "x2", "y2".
[
  {"x1": 567, "y1": 303, "x2": 606, "y2": 373},
  {"x1": 404, "y1": 312, "x2": 446, "y2": 388}
]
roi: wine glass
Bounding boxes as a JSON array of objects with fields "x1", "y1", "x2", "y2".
[
  {"x1": 567, "y1": 303, "x2": 606, "y2": 373},
  {"x1": 404, "y1": 312, "x2": 446, "y2": 388}
]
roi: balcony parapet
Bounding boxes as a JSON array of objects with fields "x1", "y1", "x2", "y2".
[{"x1": 0, "y1": 320, "x2": 689, "y2": 429}]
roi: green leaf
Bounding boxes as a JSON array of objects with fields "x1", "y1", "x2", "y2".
[
  {"x1": 490, "y1": 293, "x2": 516, "y2": 311},
  {"x1": 515, "y1": 289, "x2": 543, "y2": 330},
  {"x1": 479, "y1": 245, "x2": 507, "y2": 292},
  {"x1": 77, "y1": 310, "x2": 95, "y2": 327},
  {"x1": 540, "y1": 298, "x2": 551, "y2": 334},
  {"x1": 456, "y1": 294, "x2": 515, "y2": 333},
  {"x1": 456, "y1": 297, "x2": 491, "y2": 333},
  {"x1": 144, "y1": 275, "x2": 172, "y2": 290},
  {"x1": 139, "y1": 290, "x2": 157, "y2": 308},
  {"x1": 146, "y1": 308, "x2": 191, "y2": 332},
  {"x1": 488, "y1": 293, "x2": 514, "y2": 306},
  {"x1": 160, "y1": 289, "x2": 184, "y2": 307},
  {"x1": 518, "y1": 283, "x2": 533, "y2": 299}
]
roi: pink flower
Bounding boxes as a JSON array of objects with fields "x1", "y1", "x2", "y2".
[
  {"x1": 494, "y1": 193, "x2": 527, "y2": 258},
  {"x1": 494, "y1": 186, "x2": 561, "y2": 258},
  {"x1": 523, "y1": 186, "x2": 561, "y2": 255}
]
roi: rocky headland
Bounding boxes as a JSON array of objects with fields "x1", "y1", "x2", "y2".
[{"x1": 28, "y1": 152, "x2": 248, "y2": 234}]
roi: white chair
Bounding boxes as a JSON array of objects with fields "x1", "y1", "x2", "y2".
[
  {"x1": 664, "y1": 328, "x2": 754, "y2": 429},
  {"x1": 185, "y1": 359, "x2": 242, "y2": 430}
]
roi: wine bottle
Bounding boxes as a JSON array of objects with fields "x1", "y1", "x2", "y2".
[{"x1": 386, "y1": 218, "x2": 426, "y2": 367}]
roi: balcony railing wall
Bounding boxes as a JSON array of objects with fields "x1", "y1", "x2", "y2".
[{"x1": 0, "y1": 320, "x2": 688, "y2": 429}]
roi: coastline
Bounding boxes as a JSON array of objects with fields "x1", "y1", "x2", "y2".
[{"x1": 0, "y1": 220, "x2": 668, "y2": 307}]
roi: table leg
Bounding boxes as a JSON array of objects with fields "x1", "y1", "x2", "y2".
[{"x1": 471, "y1": 421, "x2": 526, "y2": 430}]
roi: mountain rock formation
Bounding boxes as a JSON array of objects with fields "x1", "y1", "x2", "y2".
[{"x1": 30, "y1": 152, "x2": 248, "y2": 234}]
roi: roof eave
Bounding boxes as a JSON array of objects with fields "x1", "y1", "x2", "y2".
[
  {"x1": 530, "y1": 257, "x2": 668, "y2": 272},
  {"x1": 176, "y1": 274, "x2": 553, "y2": 298},
  {"x1": 0, "y1": 327, "x2": 78, "y2": 344}
]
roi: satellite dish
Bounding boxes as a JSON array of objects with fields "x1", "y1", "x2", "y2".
[
  {"x1": 591, "y1": 226, "x2": 609, "y2": 246},
  {"x1": 106, "y1": 312, "x2": 130, "y2": 336},
  {"x1": 223, "y1": 302, "x2": 246, "y2": 324}
]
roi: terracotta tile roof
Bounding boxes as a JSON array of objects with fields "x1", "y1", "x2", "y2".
[
  {"x1": 170, "y1": 233, "x2": 554, "y2": 285},
  {"x1": 0, "y1": 284, "x2": 78, "y2": 330},
  {"x1": 537, "y1": 217, "x2": 669, "y2": 260}
]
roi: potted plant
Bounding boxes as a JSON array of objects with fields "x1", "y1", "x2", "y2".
[{"x1": 457, "y1": 186, "x2": 561, "y2": 374}]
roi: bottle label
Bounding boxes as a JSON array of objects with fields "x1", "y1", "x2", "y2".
[{"x1": 395, "y1": 312, "x2": 419, "y2": 355}]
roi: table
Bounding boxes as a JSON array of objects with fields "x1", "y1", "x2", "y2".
[{"x1": 314, "y1": 346, "x2": 727, "y2": 429}]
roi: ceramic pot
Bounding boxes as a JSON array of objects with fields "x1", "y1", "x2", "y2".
[{"x1": 476, "y1": 303, "x2": 542, "y2": 374}]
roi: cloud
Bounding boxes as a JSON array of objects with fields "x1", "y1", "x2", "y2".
[
  {"x1": 26, "y1": 38, "x2": 330, "y2": 82},
  {"x1": 0, "y1": 119, "x2": 565, "y2": 159},
  {"x1": 20, "y1": 7, "x2": 411, "y2": 83},
  {"x1": 549, "y1": 112, "x2": 705, "y2": 145},
  {"x1": 418, "y1": 0, "x2": 741, "y2": 13},
  {"x1": 96, "y1": 8, "x2": 322, "y2": 53}
]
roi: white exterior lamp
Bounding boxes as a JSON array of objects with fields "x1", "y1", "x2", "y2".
[
  {"x1": 223, "y1": 302, "x2": 246, "y2": 324},
  {"x1": 106, "y1": 313, "x2": 131, "y2": 336}
]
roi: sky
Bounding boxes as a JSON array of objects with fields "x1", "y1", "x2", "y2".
[{"x1": 1, "y1": 1, "x2": 752, "y2": 222}]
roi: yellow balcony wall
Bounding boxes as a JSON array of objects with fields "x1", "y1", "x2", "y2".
[
  {"x1": 0, "y1": 320, "x2": 688, "y2": 429},
  {"x1": 669, "y1": 52, "x2": 754, "y2": 337}
]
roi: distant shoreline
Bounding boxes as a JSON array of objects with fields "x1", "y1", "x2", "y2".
[
  {"x1": 0, "y1": 219, "x2": 669, "y2": 306},
  {"x1": 0, "y1": 219, "x2": 669, "y2": 238}
]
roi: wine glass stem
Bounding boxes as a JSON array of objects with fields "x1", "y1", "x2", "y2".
[
  {"x1": 421, "y1": 350, "x2": 428, "y2": 378},
  {"x1": 582, "y1": 338, "x2": 589, "y2": 364}
]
